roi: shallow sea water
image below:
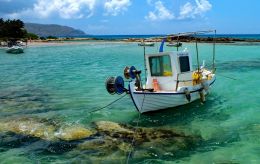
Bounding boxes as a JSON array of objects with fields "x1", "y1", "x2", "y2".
[{"x1": 0, "y1": 42, "x2": 260, "y2": 163}]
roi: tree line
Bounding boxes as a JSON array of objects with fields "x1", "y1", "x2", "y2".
[
  {"x1": 0, "y1": 18, "x2": 73, "y2": 41},
  {"x1": 0, "y1": 18, "x2": 40, "y2": 40}
]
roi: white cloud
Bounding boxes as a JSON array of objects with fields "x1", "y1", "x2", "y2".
[
  {"x1": 145, "y1": 1, "x2": 174, "y2": 21},
  {"x1": 146, "y1": 0, "x2": 212, "y2": 21},
  {"x1": 4, "y1": 0, "x2": 96, "y2": 19},
  {"x1": 194, "y1": 0, "x2": 212, "y2": 14},
  {"x1": 179, "y1": 2, "x2": 194, "y2": 19},
  {"x1": 179, "y1": 0, "x2": 212, "y2": 19},
  {"x1": 104, "y1": 0, "x2": 131, "y2": 16},
  {"x1": 34, "y1": 0, "x2": 96, "y2": 19}
]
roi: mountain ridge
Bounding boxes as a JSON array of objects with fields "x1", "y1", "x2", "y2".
[{"x1": 24, "y1": 23, "x2": 86, "y2": 37}]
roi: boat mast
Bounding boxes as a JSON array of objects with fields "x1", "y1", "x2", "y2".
[
  {"x1": 195, "y1": 36, "x2": 200, "y2": 72},
  {"x1": 177, "y1": 35, "x2": 179, "y2": 51},
  {"x1": 143, "y1": 45, "x2": 147, "y2": 82},
  {"x1": 212, "y1": 30, "x2": 216, "y2": 73}
]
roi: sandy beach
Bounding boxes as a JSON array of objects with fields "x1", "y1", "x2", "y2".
[{"x1": 24, "y1": 39, "x2": 139, "y2": 47}]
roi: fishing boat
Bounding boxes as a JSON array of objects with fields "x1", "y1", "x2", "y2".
[
  {"x1": 167, "y1": 42, "x2": 182, "y2": 47},
  {"x1": 138, "y1": 41, "x2": 155, "y2": 47},
  {"x1": 6, "y1": 45, "x2": 24, "y2": 54},
  {"x1": 105, "y1": 30, "x2": 216, "y2": 113}
]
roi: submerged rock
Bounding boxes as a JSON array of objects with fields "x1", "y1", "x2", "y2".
[
  {"x1": 0, "y1": 117, "x2": 94, "y2": 141},
  {"x1": 94, "y1": 121, "x2": 200, "y2": 145},
  {"x1": 78, "y1": 137, "x2": 117, "y2": 151},
  {"x1": 78, "y1": 136, "x2": 132, "y2": 153},
  {"x1": 95, "y1": 121, "x2": 134, "y2": 136},
  {"x1": 0, "y1": 117, "x2": 56, "y2": 141},
  {"x1": 0, "y1": 118, "x2": 203, "y2": 162},
  {"x1": 81, "y1": 120, "x2": 203, "y2": 161},
  {"x1": 54, "y1": 126, "x2": 93, "y2": 141}
]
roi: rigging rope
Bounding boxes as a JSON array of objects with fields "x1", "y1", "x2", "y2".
[{"x1": 88, "y1": 94, "x2": 128, "y2": 114}]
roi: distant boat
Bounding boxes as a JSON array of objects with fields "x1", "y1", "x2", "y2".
[
  {"x1": 138, "y1": 42, "x2": 155, "y2": 47},
  {"x1": 167, "y1": 42, "x2": 182, "y2": 47},
  {"x1": 6, "y1": 46, "x2": 24, "y2": 54},
  {"x1": 105, "y1": 30, "x2": 217, "y2": 113}
]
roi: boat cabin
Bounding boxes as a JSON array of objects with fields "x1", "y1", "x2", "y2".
[{"x1": 145, "y1": 50, "x2": 193, "y2": 91}]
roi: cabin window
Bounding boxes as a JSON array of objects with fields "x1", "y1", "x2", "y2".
[
  {"x1": 179, "y1": 56, "x2": 190, "y2": 72},
  {"x1": 149, "y1": 55, "x2": 172, "y2": 76}
]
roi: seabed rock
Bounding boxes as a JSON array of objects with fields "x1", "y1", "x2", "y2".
[
  {"x1": 94, "y1": 121, "x2": 200, "y2": 145},
  {"x1": 0, "y1": 117, "x2": 56, "y2": 141},
  {"x1": 0, "y1": 117, "x2": 94, "y2": 142},
  {"x1": 0, "y1": 118, "x2": 203, "y2": 162},
  {"x1": 54, "y1": 125, "x2": 94, "y2": 141},
  {"x1": 95, "y1": 121, "x2": 135, "y2": 140},
  {"x1": 88, "y1": 121, "x2": 202, "y2": 161}
]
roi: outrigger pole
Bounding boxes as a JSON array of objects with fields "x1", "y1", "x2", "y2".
[
  {"x1": 213, "y1": 30, "x2": 216, "y2": 73},
  {"x1": 177, "y1": 35, "x2": 180, "y2": 51},
  {"x1": 143, "y1": 45, "x2": 147, "y2": 82},
  {"x1": 148, "y1": 30, "x2": 215, "y2": 40},
  {"x1": 195, "y1": 37, "x2": 200, "y2": 72},
  {"x1": 166, "y1": 30, "x2": 215, "y2": 38},
  {"x1": 138, "y1": 39, "x2": 149, "y2": 82}
]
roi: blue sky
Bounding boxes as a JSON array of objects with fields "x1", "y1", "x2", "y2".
[{"x1": 1, "y1": 0, "x2": 260, "y2": 34}]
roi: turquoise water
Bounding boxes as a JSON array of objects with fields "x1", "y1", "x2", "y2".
[{"x1": 0, "y1": 42, "x2": 260, "y2": 163}]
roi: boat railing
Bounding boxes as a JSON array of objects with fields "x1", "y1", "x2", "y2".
[{"x1": 175, "y1": 71, "x2": 194, "y2": 91}]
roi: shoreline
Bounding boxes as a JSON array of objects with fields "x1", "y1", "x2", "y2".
[
  {"x1": 1, "y1": 37, "x2": 260, "y2": 48},
  {"x1": 22, "y1": 38, "x2": 260, "y2": 47}
]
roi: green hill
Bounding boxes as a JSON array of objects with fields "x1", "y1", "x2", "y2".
[{"x1": 24, "y1": 23, "x2": 86, "y2": 37}]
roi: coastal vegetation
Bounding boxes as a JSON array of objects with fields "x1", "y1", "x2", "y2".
[
  {"x1": 0, "y1": 18, "x2": 41, "y2": 44},
  {"x1": 0, "y1": 18, "x2": 27, "y2": 40},
  {"x1": 26, "y1": 32, "x2": 39, "y2": 40},
  {"x1": 0, "y1": 18, "x2": 81, "y2": 43}
]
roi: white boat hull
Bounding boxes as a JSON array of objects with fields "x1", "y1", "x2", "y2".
[
  {"x1": 6, "y1": 46, "x2": 24, "y2": 54},
  {"x1": 128, "y1": 77, "x2": 215, "y2": 113}
]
